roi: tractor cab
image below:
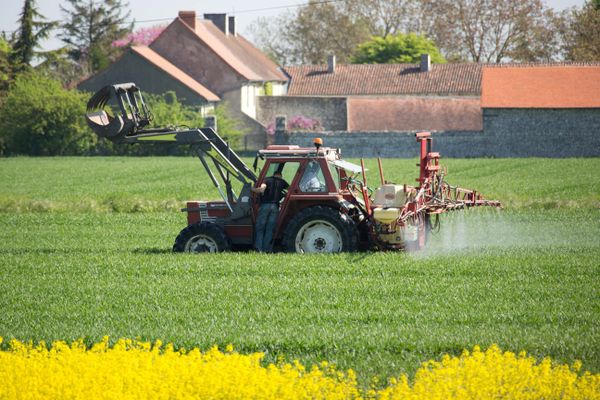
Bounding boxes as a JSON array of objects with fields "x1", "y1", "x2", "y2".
[{"x1": 248, "y1": 142, "x2": 377, "y2": 252}]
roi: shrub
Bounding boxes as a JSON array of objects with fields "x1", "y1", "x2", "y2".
[
  {"x1": 351, "y1": 33, "x2": 446, "y2": 64},
  {"x1": 145, "y1": 91, "x2": 205, "y2": 129},
  {"x1": 208, "y1": 102, "x2": 244, "y2": 149},
  {"x1": 266, "y1": 115, "x2": 322, "y2": 136},
  {"x1": 0, "y1": 72, "x2": 94, "y2": 156}
]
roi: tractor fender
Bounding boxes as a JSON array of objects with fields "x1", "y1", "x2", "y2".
[{"x1": 286, "y1": 199, "x2": 365, "y2": 225}]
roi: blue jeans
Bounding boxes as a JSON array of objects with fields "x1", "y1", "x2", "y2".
[{"x1": 254, "y1": 203, "x2": 279, "y2": 252}]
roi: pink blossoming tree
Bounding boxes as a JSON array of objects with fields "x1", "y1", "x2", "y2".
[{"x1": 112, "y1": 25, "x2": 166, "y2": 48}]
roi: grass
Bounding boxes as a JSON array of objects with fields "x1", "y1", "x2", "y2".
[
  {"x1": 1, "y1": 157, "x2": 599, "y2": 212},
  {"x1": 0, "y1": 157, "x2": 599, "y2": 385}
]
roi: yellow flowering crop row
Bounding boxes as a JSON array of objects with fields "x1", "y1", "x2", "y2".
[
  {"x1": 377, "y1": 345, "x2": 600, "y2": 400},
  {"x1": 0, "y1": 337, "x2": 598, "y2": 400}
]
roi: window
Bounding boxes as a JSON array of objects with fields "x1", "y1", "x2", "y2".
[
  {"x1": 265, "y1": 162, "x2": 300, "y2": 185},
  {"x1": 327, "y1": 163, "x2": 340, "y2": 191},
  {"x1": 299, "y1": 161, "x2": 327, "y2": 193}
]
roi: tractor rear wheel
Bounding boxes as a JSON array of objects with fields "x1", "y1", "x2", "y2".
[
  {"x1": 173, "y1": 222, "x2": 230, "y2": 253},
  {"x1": 283, "y1": 206, "x2": 358, "y2": 253}
]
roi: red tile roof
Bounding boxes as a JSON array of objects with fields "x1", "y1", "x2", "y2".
[
  {"x1": 285, "y1": 62, "x2": 600, "y2": 97},
  {"x1": 285, "y1": 63, "x2": 483, "y2": 96},
  {"x1": 481, "y1": 66, "x2": 600, "y2": 108},
  {"x1": 178, "y1": 18, "x2": 287, "y2": 82},
  {"x1": 131, "y1": 46, "x2": 220, "y2": 101}
]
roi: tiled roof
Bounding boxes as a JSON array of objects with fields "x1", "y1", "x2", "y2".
[
  {"x1": 131, "y1": 46, "x2": 220, "y2": 102},
  {"x1": 285, "y1": 62, "x2": 600, "y2": 97},
  {"x1": 181, "y1": 19, "x2": 287, "y2": 82},
  {"x1": 481, "y1": 66, "x2": 600, "y2": 108},
  {"x1": 285, "y1": 63, "x2": 483, "y2": 96}
]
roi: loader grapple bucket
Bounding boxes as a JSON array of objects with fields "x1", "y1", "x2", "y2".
[
  {"x1": 85, "y1": 110, "x2": 133, "y2": 140},
  {"x1": 85, "y1": 83, "x2": 150, "y2": 142}
]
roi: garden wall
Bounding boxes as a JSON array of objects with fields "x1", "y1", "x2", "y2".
[
  {"x1": 274, "y1": 108, "x2": 600, "y2": 158},
  {"x1": 257, "y1": 96, "x2": 347, "y2": 131}
]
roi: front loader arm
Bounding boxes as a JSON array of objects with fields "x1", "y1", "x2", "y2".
[
  {"x1": 119, "y1": 129, "x2": 257, "y2": 185},
  {"x1": 85, "y1": 83, "x2": 257, "y2": 212}
]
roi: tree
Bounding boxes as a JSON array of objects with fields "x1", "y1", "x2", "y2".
[
  {"x1": 564, "y1": 0, "x2": 600, "y2": 61},
  {"x1": 342, "y1": 0, "x2": 418, "y2": 37},
  {"x1": 351, "y1": 33, "x2": 446, "y2": 64},
  {"x1": 9, "y1": 0, "x2": 56, "y2": 73},
  {"x1": 416, "y1": 0, "x2": 560, "y2": 63},
  {"x1": 145, "y1": 91, "x2": 205, "y2": 129},
  {"x1": 59, "y1": 0, "x2": 132, "y2": 74},
  {"x1": 248, "y1": 1, "x2": 370, "y2": 65},
  {"x1": 0, "y1": 72, "x2": 94, "y2": 156},
  {"x1": 286, "y1": 1, "x2": 370, "y2": 64},
  {"x1": 249, "y1": 0, "x2": 566, "y2": 64},
  {"x1": 34, "y1": 47, "x2": 87, "y2": 86},
  {"x1": 0, "y1": 38, "x2": 12, "y2": 94},
  {"x1": 111, "y1": 25, "x2": 166, "y2": 48},
  {"x1": 508, "y1": 7, "x2": 565, "y2": 62},
  {"x1": 246, "y1": 15, "x2": 294, "y2": 65}
]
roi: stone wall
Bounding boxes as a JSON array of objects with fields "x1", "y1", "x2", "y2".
[
  {"x1": 280, "y1": 131, "x2": 478, "y2": 158},
  {"x1": 257, "y1": 96, "x2": 347, "y2": 131},
  {"x1": 280, "y1": 107, "x2": 600, "y2": 157},
  {"x1": 482, "y1": 108, "x2": 600, "y2": 157}
]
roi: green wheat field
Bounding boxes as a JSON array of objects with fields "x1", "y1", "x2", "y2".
[{"x1": 1, "y1": 157, "x2": 599, "y2": 384}]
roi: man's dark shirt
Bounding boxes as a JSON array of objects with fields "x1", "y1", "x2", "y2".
[{"x1": 261, "y1": 176, "x2": 289, "y2": 204}]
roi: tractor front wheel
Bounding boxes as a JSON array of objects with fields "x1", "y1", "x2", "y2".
[
  {"x1": 283, "y1": 206, "x2": 358, "y2": 253},
  {"x1": 173, "y1": 222, "x2": 230, "y2": 253}
]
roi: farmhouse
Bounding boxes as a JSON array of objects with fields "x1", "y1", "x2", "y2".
[
  {"x1": 269, "y1": 61, "x2": 600, "y2": 157},
  {"x1": 258, "y1": 55, "x2": 483, "y2": 133},
  {"x1": 79, "y1": 9, "x2": 600, "y2": 156},
  {"x1": 79, "y1": 11, "x2": 288, "y2": 148},
  {"x1": 79, "y1": 45, "x2": 220, "y2": 109}
]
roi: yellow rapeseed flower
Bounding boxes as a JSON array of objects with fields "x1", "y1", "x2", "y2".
[
  {"x1": 0, "y1": 339, "x2": 598, "y2": 399},
  {"x1": 378, "y1": 344, "x2": 600, "y2": 400}
]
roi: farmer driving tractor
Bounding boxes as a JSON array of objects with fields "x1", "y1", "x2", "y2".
[{"x1": 252, "y1": 163, "x2": 289, "y2": 252}]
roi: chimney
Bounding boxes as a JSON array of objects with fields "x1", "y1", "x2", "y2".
[
  {"x1": 420, "y1": 54, "x2": 431, "y2": 72},
  {"x1": 327, "y1": 55, "x2": 336, "y2": 73},
  {"x1": 228, "y1": 16, "x2": 236, "y2": 36},
  {"x1": 178, "y1": 11, "x2": 196, "y2": 30},
  {"x1": 204, "y1": 13, "x2": 228, "y2": 34}
]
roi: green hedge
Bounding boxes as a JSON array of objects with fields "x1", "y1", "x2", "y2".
[{"x1": 0, "y1": 73, "x2": 242, "y2": 156}]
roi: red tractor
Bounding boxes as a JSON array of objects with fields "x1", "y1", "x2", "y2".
[{"x1": 86, "y1": 83, "x2": 501, "y2": 253}]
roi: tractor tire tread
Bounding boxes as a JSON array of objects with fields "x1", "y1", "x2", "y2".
[
  {"x1": 282, "y1": 205, "x2": 358, "y2": 253},
  {"x1": 172, "y1": 221, "x2": 230, "y2": 253}
]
